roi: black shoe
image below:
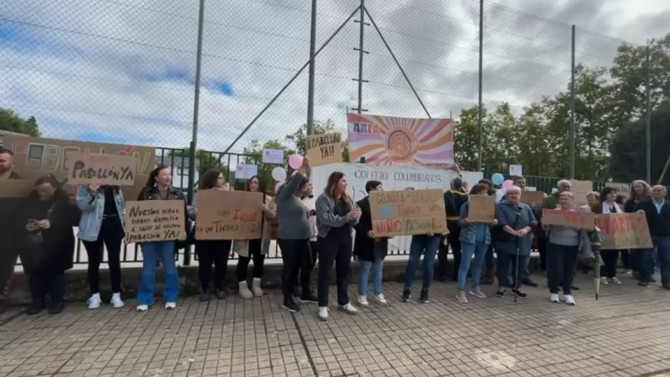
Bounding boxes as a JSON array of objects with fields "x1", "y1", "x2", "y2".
[
  {"x1": 282, "y1": 300, "x2": 300, "y2": 313},
  {"x1": 436, "y1": 275, "x2": 448, "y2": 282},
  {"x1": 419, "y1": 290, "x2": 429, "y2": 304},
  {"x1": 650, "y1": 278, "x2": 657, "y2": 283},
  {"x1": 522, "y1": 279, "x2": 538, "y2": 288},
  {"x1": 662, "y1": 285, "x2": 670, "y2": 291},
  {"x1": 214, "y1": 289, "x2": 228, "y2": 300},
  {"x1": 495, "y1": 288, "x2": 506, "y2": 297},
  {"x1": 0, "y1": 300, "x2": 8, "y2": 314},
  {"x1": 571, "y1": 286, "x2": 580, "y2": 291},
  {"x1": 638, "y1": 281, "x2": 649, "y2": 287},
  {"x1": 26, "y1": 303, "x2": 43, "y2": 315},
  {"x1": 199, "y1": 292, "x2": 211, "y2": 302},
  {"x1": 512, "y1": 289, "x2": 528, "y2": 298},
  {"x1": 401, "y1": 288, "x2": 411, "y2": 302},
  {"x1": 48, "y1": 302, "x2": 65, "y2": 315},
  {"x1": 299, "y1": 294, "x2": 318, "y2": 304}
]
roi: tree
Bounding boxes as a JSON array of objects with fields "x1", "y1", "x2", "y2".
[
  {"x1": 242, "y1": 139, "x2": 291, "y2": 194},
  {"x1": 169, "y1": 148, "x2": 228, "y2": 176},
  {"x1": 0, "y1": 108, "x2": 40, "y2": 136},
  {"x1": 453, "y1": 105, "x2": 480, "y2": 172},
  {"x1": 286, "y1": 119, "x2": 349, "y2": 162}
]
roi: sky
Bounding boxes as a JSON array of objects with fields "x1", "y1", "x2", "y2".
[{"x1": 0, "y1": 0, "x2": 668, "y2": 153}]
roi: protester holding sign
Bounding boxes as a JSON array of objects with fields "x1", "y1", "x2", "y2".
[
  {"x1": 294, "y1": 181, "x2": 319, "y2": 301},
  {"x1": 494, "y1": 186, "x2": 537, "y2": 298},
  {"x1": 354, "y1": 180, "x2": 389, "y2": 306},
  {"x1": 19, "y1": 175, "x2": 80, "y2": 315},
  {"x1": 234, "y1": 176, "x2": 275, "y2": 300},
  {"x1": 193, "y1": 170, "x2": 232, "y2": 302},
  {"x1": 638, "y1": 185, "x2": 670, "y2": 290},
  {"x1": 543, "y1": 192, "x2": 592, "y2": 305},
  {"x1": 437, "y1": 177, "x2": 468, "y2": 282},
  {"x1": 592, "y1": 187, "x2": 624, "y2": 285},
  {"x1": 135, "y1": 166, "x2": 186, "y2": 311},
  {"x1": 0, "y1": 147, "x2": 23, "y2": 313},
  {"x1": 315, "y1": 171, "x2": 361, "y2": 321},
  {"x1": 624, "y1": 180, "x2": 652, "y2": 281},
  {"x1": 456, "y1": 184, "x2": 497, "y2": 304},
  {"x1": 76, "y1": 180, "x2": 126, "y2": 309}
]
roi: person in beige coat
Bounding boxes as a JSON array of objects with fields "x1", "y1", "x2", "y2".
[{"x1": 233, "y1": 176, "x2": 276, "y2": 299}]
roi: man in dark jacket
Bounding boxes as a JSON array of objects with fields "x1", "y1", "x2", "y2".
[
  {"x1": 0, "y1": 147, "x2": 23, "y2": 313},
  {"x1": 638, "y1": 185, "x2": 670, "y2": 290},
  {"x1": 437, "y1": 177, "x2": 469, "y2": 281}
]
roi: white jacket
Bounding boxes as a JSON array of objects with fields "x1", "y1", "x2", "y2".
[{"x1": 301, "y1": 195, "x2": 318, "y2": 242}]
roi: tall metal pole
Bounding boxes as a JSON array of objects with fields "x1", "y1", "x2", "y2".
[
  {"x1": 356, "y1": 0, "x2": 365, "y2": 114},
  {"x1": 188, "y1": 0, "x2": 205, "y2": 205},
  {"x1": 645, "y1": 43, "x2": 651, "y2": 183},
  {"x1": 306, "y1": 0, "x2": 317, "y2": 135},
  {"x1": 569, "y1": 24, "x2": 576, "y2": 179},
  {"x1": 476, "y1": 0, "x2": 484, "y2": 172}
]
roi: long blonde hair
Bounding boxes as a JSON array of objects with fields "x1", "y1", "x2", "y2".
[
  {"x1": 324, "y1": 171, "x2": 352, "y2": 212},
  {"x1": 629, "y1": 180, "x2": 651, "y2": 202}
]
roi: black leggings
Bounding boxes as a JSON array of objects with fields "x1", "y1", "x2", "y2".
[
  {"x1": 278, "y1": 239, "x2": 311, "y2": 302},
  {"x1": 195, "y1": 240, "x2": 231, "y2": 292},
  {"x1": 81, "y1": 216, "x2": 124, "y2": 294},
  {"x1": 601, "y1": 250, "x2": 620, "y2": 278},
  {"x1": 237, "y1": 239, "x2": 264, "y2": 281},
  {"x1": 317, "y1": 233, "x2": 352, "y2": 307}
]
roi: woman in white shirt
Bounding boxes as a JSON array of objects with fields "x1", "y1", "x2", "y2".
[{"x1": 591, "y1": 187, "x2": 623, "y2": 285}]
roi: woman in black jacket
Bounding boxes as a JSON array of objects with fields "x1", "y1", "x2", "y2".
[
  {"x1": 354, "y1": 180, "x2": 388, "y2": 306},
  {"x1": 20, "y1": 175, "x2": 80, "y2": 315}
]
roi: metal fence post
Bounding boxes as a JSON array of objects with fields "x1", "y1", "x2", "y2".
[
  {"x1": 645, "y1": 42, "x2": 651, "y2": 183},
  {"x1": 306, "y1": 0, "x2": 317, "y2": 135},
  {"x1": 477, "y1": 0, "x2": 484, "y2": 172},
  {"x1": 569, "y1": 24, "x2": 576, "y2": 179}
]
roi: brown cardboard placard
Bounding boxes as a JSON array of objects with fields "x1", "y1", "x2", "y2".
[
  {"x1": 0, "y1": 179, "x2": 34, "y2": 198},
  {"x1": 542, "y1": 209, "x2": 595, "y2": 230},
  {"x1": 370, "y1": 189, "x2": 447, "y2": 237},
  {"x1": 569, "y1": 179, "x2": 593, "y2": 207},
  {"x1": 306, "y1": 132, "x2": 342, "y2": 166},
  {"x1": 467, "y1": 195, "x2": 496, "y2": 223},
  {"x1": 66, "y1": 153, "x2": 136, "y2": 186},
  {"x1": 195, "y1": 190, "x2": 263, "y2": 240},
  {"x1": 521, "y1": 191, "x2": 546, "y2": 206},
  {"x1": 124, "y1": 200, "x2": 186, "y2": 243},
  {"x1": 595, "y1": 213, "x2": 653, "y2": 249}
]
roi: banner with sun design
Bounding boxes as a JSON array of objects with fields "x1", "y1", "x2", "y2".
[{"x1": 347, "y1": 113, "x2": 454, "y2": 168}]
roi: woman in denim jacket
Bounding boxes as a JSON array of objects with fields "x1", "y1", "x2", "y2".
[
  {"x1": 456, "y1": 184, "x2": 497, "y2": 303},
  {"x1": 76, "y1": 180, "x2": 125, "y2": 309}
]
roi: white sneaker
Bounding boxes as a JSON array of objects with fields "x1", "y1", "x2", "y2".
[
  {"x1": 550, "y1": 293, "x2": 560, "y2": 303},
  {"x1": 318, "y1": 307, "x2": 329, "y2": 321},
  {"x1": 374, "y1": 294, "x2": 387, "y2": 305},
  {"x1": 238, "y1": 281, "x2": 253, "y2": 299},
  {"x1": 165, "y1": 302, "x2": 176, "y2": 310},
  {"x1": 611, "y1": 277, "x2": 622, "y2": 285},
  {"x1": 252, "y1": 278, "x2": 264, "y2": 297},
  {"x1": 87, "y1": 293, "x2": 101, "y2": 310},
  {"x1": 600, "y1": 277, "x2": 609, "y2": 285},
  {"x1": 358, "y1": 295, "x2": 369, "y2": 306},
  {"x1": 338, "y1": 303, "x2": 359, "y2": 315},
  {"x1": 136, "y1": 304, "x2": 149, "y2": 312},
  {"x1": 110, "y1": 293, "x2": 124, "y2": 308},
  {"x1": 564, "y1": 295, "x2": 576, "y2": 305}
]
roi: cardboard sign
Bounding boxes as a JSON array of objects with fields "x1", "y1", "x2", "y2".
[
  {"x1": 569, "y1": 180, "x2": 593, "y2": 207},
  {"x1": 521, "y1": 191, "x2": 545, "y2": 206},
  {"x1": 0, "y1": 179, "x2": 34, "y2": 198},
  {"x1": 2, "y1": 135, "x2": 155, "y2": 200},
  {"x1": 370, "y1": 189, "x2": 447, "y2": 237},
  {"x1": 542, "y1": 209, "x2": 595, "y2": 230},
  {"x1": 467, "y1": 195, "x2": 496, "y2": 223},
  {"x1": 195, "y1": 190, "x2": 263, "y2": 240},
  {"x1": 124, "y1": 200, "x2": 186, "y2": 243},
  {"x1": 606, "y1": 182, "x2": 630, "y2": 199},
  {"x1": 66, "y1": 153, "x2": 135, "y2": 186},
  {"x1": 306, "y1": 132, "x2": 342, "y2": 166},
  {"x1": 595, "y1": 213, "x2": 653, "y2": 249}
]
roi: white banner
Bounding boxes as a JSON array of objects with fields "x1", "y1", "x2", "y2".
[{"x1": 311, "y1": 163, "x2": 482, "y2": 251}]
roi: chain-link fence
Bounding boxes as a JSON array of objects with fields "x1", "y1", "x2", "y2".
[{"x1": 0, "y1": 0, "x2": 656, "y2": 183}]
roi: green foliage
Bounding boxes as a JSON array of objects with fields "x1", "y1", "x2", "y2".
[{"x1": 0, "y1": 108, "x2": 40, "y2": 136}]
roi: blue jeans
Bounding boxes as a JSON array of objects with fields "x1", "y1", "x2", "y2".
[
  {"x1": 404, "y1": 235, "x2": 441, "y2": 291},
  {"x1": 637, "y1": 248, "x2": 655, "y2": 283},
  {"x1": 458, "y1": 242, "x2": 488, "y2": 291},
  {"x1": 358, "y1": 259, "x2": 383, "y2": 296},
  {"x1": 653, "y1": 236, "x2": 670, "y2": 286},
  {"x1": 138, "y1": 241, "x2": 179, "y2": 305}
]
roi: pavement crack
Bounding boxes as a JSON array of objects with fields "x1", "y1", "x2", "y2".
[{"x1": 291, "y1": 312, "x2": 319, "y2": 377}]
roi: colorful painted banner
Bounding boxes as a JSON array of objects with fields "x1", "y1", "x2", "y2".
[
  {"x1": 369, "y1": 189, "x2": 447, "y2": 237},
  {"x1": 347, "y1": 113, "x2": 454, "y2": 168}
]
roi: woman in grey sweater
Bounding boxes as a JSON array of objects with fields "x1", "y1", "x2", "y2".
[
  {"x1": 315, "y1": 171, "x2": 361, "y2": 321},
  {"x1": 276, "y1": 157, "x2": 312, "y2": 313}
]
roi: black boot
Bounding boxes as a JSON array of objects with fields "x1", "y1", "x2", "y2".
[{"x1": 26, "y1": 300, "x2": 44, "y2": 315}]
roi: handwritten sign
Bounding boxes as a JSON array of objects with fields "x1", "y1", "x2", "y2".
[
  {"x1": 262, "y1": 148, "x2": 284, "y2": 164},
  {"x1": 195, "y1": 191, "x2": 263, "y2": 240},
  {"x1": 509, "y1": 164, "x2": 523, "y2": 177},
  {"x1": 521, "y1": 191, "x2": 545, "y2": 206},
  {"x1": 542, "y1": 209, "x2": 595, "y2": 230},
  {"x1": 606, "y1": 182, "x2": 630, "y2": 199},
  {"x1": 66, "y1": 153, "x2": 135, "y2": 186},
  {"x1": 306, "y1": 132, "x2": 342, "y2": 166},
  {"x1": 370, "y1": 189, "x2": 447, "y2": 237},
  {"x1": 467, "y1": 195, "x2": 496, "y2": 223},
  {"x1": 569, "y1": 180, "x2": 593, "y2": 207},
  {"x1": 235, "y1": 164, "x2": 258, "y2": 180},
  {"x1": 595, "y1": 213, "x2": 653, "y2": 249},
  {"x1": 124, "y1": 200, "x2": 186, "y2": 243},
  {"x1": 0, "y1": 179, "x2": 33, "y2": 198}
]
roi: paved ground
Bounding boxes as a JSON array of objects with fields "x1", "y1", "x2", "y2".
[{"x1": 1, "y1": 272, "x2": 670, "y2": 377}]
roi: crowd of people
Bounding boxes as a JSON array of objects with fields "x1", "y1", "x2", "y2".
[{"x1": 1, "y1": 146, "x2": 669, "y2": 321}]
